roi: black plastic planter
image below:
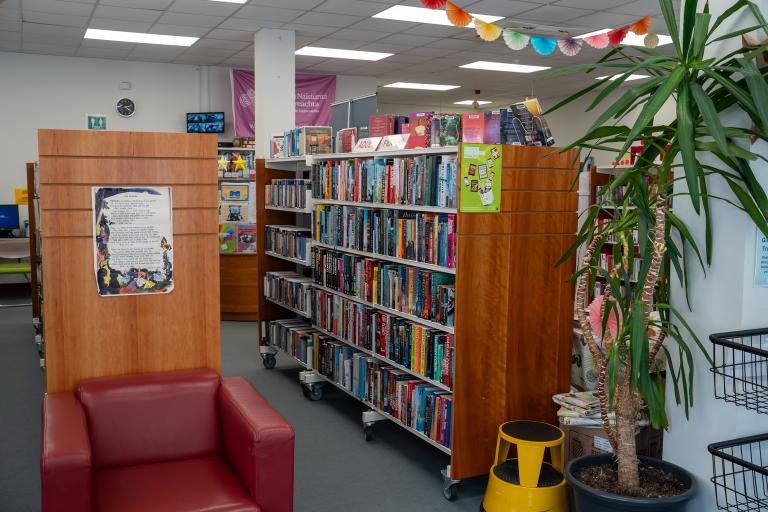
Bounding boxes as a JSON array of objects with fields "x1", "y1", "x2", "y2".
[{"x1": 566, "y1": 454, "x2": 696, "y2": 512}]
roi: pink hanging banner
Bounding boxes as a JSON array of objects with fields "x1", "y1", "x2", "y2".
[
  {"x1": 295, "y1": 73, "x2": 336, "y2": 127},
  {"x1": 230, "y1": 70, "x2": 336, "y2": 137}
]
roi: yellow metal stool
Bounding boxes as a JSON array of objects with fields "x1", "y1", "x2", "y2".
[{"x1": 481, "y1": 420, "x2": 567, "y2": 512}]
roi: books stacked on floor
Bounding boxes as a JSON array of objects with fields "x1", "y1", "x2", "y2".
[
  {"x1": 312, "y1": 155, "x2": 458, "y2": 209},
  {"x1": 311, "y1": 247, "x2": 455, "y2": 327},
  {"x1": 314, "y1": 205, "x2": 456, "y2": 269},
  {"x1": 312, "y1": 288, "x2": 453, "y2": 388},
  {"x1": 269, "y1": 319, "x2": 318, "y2": 369},
  {"x1": 279, "y1": 126, "x2": 333, "y2": 157},
  {"x1": 265, "y1": 179, "x2": 310, "y2": 210},
  {"x1": 264, "y1": 271, "x2": 313, "y2": 316},
  {"x1": 265, "y1": 225, "x2": 312, "y2": 263}
]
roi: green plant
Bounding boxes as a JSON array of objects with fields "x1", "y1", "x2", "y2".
[{"x1": 548, "y1": 0, "x2": 768, "y2": 494}]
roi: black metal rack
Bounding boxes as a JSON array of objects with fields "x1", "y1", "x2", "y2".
[
  {"x1": 711, "y1": 329, "x2": 768, "y2": 414},
  {"x1": 709, "y1": 434, "x2": 768, "y2": 511}
]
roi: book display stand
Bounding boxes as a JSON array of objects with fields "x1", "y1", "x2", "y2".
[{"x1": 256, "y1": 145, "x2": 577, "y2": 499}]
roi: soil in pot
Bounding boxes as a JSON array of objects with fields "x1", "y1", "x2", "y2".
[{"x1": 574, "y1": 463, "x2": 688, "y2": 499}]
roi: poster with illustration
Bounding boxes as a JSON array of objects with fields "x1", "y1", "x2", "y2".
[
  {"x1": 92, "y1": 187, "x2": 174, "y2": 296},
  {"x1": 460, "y1": 144, "x2": 502, "y2": 213}
]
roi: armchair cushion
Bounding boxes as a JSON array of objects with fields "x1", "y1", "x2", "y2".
[
  {"x1": 41, "y1": 392, "x2": 92, "y2": 512},
  {"x1": 220, "y1": 377, "x2": 294, "y2": 512},
  {"x1": 77, "y1": 369, "x2": 221, "y2": 470},
  {"x1": 94, "y1": 457, "x2": 260, "y2": 512}
]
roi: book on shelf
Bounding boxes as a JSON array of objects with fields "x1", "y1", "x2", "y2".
[
  {"x1": 314, "y1": 205, "x2": 456, "y2": 269},
  {"x1": 219, "y1": 223, "x2": 237, "y2": 253},
  {"x1": 264, "y1": 271, "x2": 313, "y2": 315},
  {"x1": 312, "y1": 288, "x2": 453, "y2": 388},
  {"x1": 270, "y1": 134, "x2": 285, "y2": 159},
  {"x1": 265, "y1": 179, "x2": 310, "y2": 209},
  {"x1": 335, "y1": 127, "x2": 357, "y2": 153},
  {"x1": 437, "y1": 114, "x2": 461, "y2": 147},
  {"x1": 237, "y1": 224, "x2": 257, "y2": 253},
  {"x1": 369, "y1": 114, "x2": 395, "y2": 137},
  {"x1": 312, "y1": 247, "x2": 455, "y2": 327},
  {"x1": 269, "y1": 319, "x2": 318, "y2": 369},
  {"x1": 461, "y1": 111, "x2": 501, "y2": 144},
  {"x1": 405, "y1": 112, "x2": 434, "y2": 149},
  {"x1": 281, "y1": 126, "x2": 333, "y2": 157},
  {"x1": 312, "y1": 155, "x2": 458, "y2": 209},
  {"x1": 266, "y1": 225, "x2": 311, "y2": 262}
]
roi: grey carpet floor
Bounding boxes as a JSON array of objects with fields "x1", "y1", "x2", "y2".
[{"x1": 0, "y1": 309, "x2": 487, "y2": 511}]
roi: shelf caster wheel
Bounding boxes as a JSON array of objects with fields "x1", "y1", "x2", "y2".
[
  {"x1": 262, "y1": 354, "x2": 276, "y2": 369},
  {"x1": 306, "y1": 384, "x2": 323, "y2": 401},
  {"x1": 301, "y1": 385, "x2": 310, "y2": 398},
  {"x1": 443, "y1": 482, "x2": 459, "y2": 501},
  {"x1": 363, "y1": 425, "x2": 374, "y2": 442}
]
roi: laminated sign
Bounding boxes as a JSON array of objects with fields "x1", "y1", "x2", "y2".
[
  {"x1": 460, "y1": 144, "x2": 502, "y2": 213},
  {"x1": 92, "y1": 187, "x2": 174, "y2": 296}
]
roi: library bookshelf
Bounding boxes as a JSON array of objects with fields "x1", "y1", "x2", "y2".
[{"x1": 257, "y1": 145, "x2": 577, "y2": 497}]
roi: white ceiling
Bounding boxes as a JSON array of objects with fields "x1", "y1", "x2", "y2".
[{"x1": 0, "y1": 0, "x2": 677, "y2": 104}]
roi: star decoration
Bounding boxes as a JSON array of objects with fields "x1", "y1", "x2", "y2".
[
  {"x1": 233, "y1": 155, "x2": 247, "y2": 172},
  {"x1": 218, "y1": 155, "x2": 229, "y2": 172}
]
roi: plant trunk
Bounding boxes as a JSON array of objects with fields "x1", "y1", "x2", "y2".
[{"x1": 614, "y1": 369, "x2": 642, "y2": 493}]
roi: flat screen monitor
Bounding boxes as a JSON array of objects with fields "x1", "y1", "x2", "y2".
[
  {"x1": 0, "y1": 205, "x2": 19, "y2": 230},
  {"x1": 186, "y1": 112, "x2": 225, "y2": 134}
]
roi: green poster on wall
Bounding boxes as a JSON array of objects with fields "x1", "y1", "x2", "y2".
[{"x1": 459, "y1": 143, "x2": 502, "y2": 213}]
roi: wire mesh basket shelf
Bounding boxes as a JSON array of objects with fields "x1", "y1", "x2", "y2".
[
  {"x1": 711, "y1": 329, "x2": 768, "y2": 414},
  {"x1": 709, "y1": 434, "x2": 768, "y2": 511}
]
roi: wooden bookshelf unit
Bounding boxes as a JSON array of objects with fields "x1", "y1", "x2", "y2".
[{"x1": 257, "y1": 145, "x2": 577, "y2": 495}]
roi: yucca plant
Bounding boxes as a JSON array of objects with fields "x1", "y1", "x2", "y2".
[{"x1": 548, "y1": 0, "x2": 768, "y2": 494}]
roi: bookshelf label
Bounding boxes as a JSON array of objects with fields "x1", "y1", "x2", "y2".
[{"x1": 460, "y1": 144, "x2": 502, "y2": 213}]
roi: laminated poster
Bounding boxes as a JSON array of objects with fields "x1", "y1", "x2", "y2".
[
  {"x1": 92, "y1": 187, "x2": 173, "y2": 296},
  {"x1": 460, "y1": 144, "x2": 502, "y2": 213},
  {"x1": 756, "y1": 228, "x2": 768, "y2": 287}
]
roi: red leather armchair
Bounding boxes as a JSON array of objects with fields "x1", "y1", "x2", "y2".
[{"x1": 41, "y1": 369, "x2": 294, "y2": 512}]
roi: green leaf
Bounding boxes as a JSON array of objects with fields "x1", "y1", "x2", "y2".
[
  {"x1": 660, "y1": 0, "x2": 682, "y2": 55},
  {"x1": 690, "y1": 81, "x2": 730, "y2": 157},
  {"x1": 702, "y1": 68, "x2": 760, "y2": 123},
  {"x1": 739, "y1": 58, "x2": 768, "y2": 133},
  {"x1": 676, "y1": 76, "x2": 701, "y2": 213},
  {"x1": 667, "y1": 211, "x2": 706, "y2": 272},
  {"x1": 681, "y1": 0, "x2": 698, "y2": 57},
  {"x1": 698, "y1": 170, "x2": 713, "y2": 265},
  {"x1": 723, "y1": 176, "x2": 768, "y2": 237},
  {"x1": 545, "y1": 77, "x2": 609, "y2": 115},
  {"x1": 690, "y1": 13, "x2": 711, "y2": 61},
  {"x1": 709, "y1": 0, "x2": 750, "y2": 36},
  {"x1": 630, "y1": 299, "x2": 649, "y2": 388},
  {"x1": 710, "y1": 24, "x2": 766, "y2": 43},
  {"x1": 590, "y1": 76, "x2": 666, "y2": 133}
]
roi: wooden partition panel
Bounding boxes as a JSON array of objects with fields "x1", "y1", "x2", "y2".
[
  {"x1": 38, "y1": 129, "x2": 220, "y2": 392},
  {"x1": 452, "y1": 145, "x2": 578, "y2": 479}
]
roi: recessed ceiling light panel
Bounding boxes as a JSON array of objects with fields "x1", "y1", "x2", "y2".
[
  {"x1": 295, "y1": 46, "x2": 392, "y2": 61},
  {"x1": 454, "y1": 100, "x2": 492, "y2": 105},
  {"x1": 209, "y1": 0, "x2": 247, "y2": 3},
  {"x1": 596, "y1": 74, "x2": 650, "y2": 81},
  {"x1": 384, "y1": 82, "x2": 461, "y2": 91},
  {"x1": 84, "y1": 28, "x2": 198, "y2": 46},
  {"x1": 577, "y1": 29, "x2": 672, "y2": 47},
  {"x1": 459, "y1": 61, "x2": 550, "y2": 73},
  {"x1": 373, "y1": 5, "x2": 503, "y2": 28}
]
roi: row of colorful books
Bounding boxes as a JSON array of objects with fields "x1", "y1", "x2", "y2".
[
  {"x1": 598, "y1": 254, "x2": 644, "y2": 281},
  {"x1": 271, "y1": 126, "x2": 333, "y2": 158},
  {"x1": 269, "y1": 319, "x2": 316, "y2": 368},
  {"x1": 311, "y1": 155, "x2": 458, "y2": 209},
  {"x1": 219, "y1": 223, "x2": 256, "y2": 253},
  {"x1": 314, "y1": 205, "x2": 456, "y2": 269},
  {"x1": 265, "y1": 225, "x2": 312, "y2": 262},
  {"x1": 311, "y1": 247, "x2": 455, "y2": 327},
  {"x1": 312, "y1": 288, "x2": 453, "y2": 387},
  {"x1": 265, "y1": 179, "x2": 311, "y2": 210},
  {"x1": 263, "y1": 271, "x2": 313, "y2": 315}
]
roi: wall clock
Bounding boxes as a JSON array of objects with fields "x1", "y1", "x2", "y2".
[{"x1": 116, "y1": 97, "x2": 136, "y2": 118}]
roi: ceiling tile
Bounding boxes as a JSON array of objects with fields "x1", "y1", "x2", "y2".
[
  {"x1": 92, "y1": 5, "x2": 162, "y2": 22},
  {"x1": 22, "y1": 22, "x2": 84, "y2": 37},
  {"x1": 295, "y1": 55, "x2": 324, "y2": 68},
  {"x1": 515, "y1": 4, "x2": 592, "y2": 23},
  {"x1": 22, "y1": 11, "x2": 90, "y2": 27},
  {"x1": 608, "y1": 0, "x2": 666, "y2": 16},
  {"x1": 279, "y1": 23, "x2": 338, "y2": 38},
  {"x1": 0, "y1": 29, "x2": 20, "y2": 43},
  {"x1": 22, "y1": 0, "x2": 94, "y2": 16},
  {"x1": 313, "y1": 0, "x2": 390, "y2": 17},
  {"x1": 0, "y1": 39, "x2": 21, "y2": 51},
  {"x1": 76, "y1": 46, "x2": 132, "y2": 58},
  {"x1": 244, "y1": 0, "x2": 323, "y2": 8},
  {"x1": 22, "y1": 41, "x2": 78, "y2": 56},
  {"x1": 89, "y1": 18, "x2": 154, "y2": 32},
  {"x1": 376, "y1": 33, "x2": 441, "y2": 47},
  {"x1": 218, "y1": 18, "x2": 283, "y2": 31},
  {"x1": 173, "y1": 54, "x2": 225, "y2": 65},
  {"x1": 553, "y1": 0, "x2": 634, "y2": 9},
  {"x1": 567, "y1": 11, "x2": 644, "y2": 29},
  {"x1": 79, "y1": 39, "x2": 135, "y2": 50},
  {"x1": 206, "y1": 28, "x2": 255, "y2": 41},
  {"x1": 181, "y1": 46, "x2": 238, "y2": 58},
  {"x1": 223, "y1": 58, "x2": 253, "y2": 68},
  {"x1": 99, "y1": 0, "x2": 174, "y2": 9},
  {"x1": 308, "y1": 37, "x2": 370, "y2": 50},
  {"x1": 401, "y1": 24, "x2": 466, "y2": 38},
  {"x1": 402, "y1": 46, "x2": 454, "y2": 57},
  {"x1": 330, "y1": 28, "x2": 389, "y2": 43},
  {"x1": 128, "y1": 46, "x2": 186, "y2": 59},
  {"x1": 291, "y1": 12, "x2": 363, "y2": 28},
  {"x1": 149, "y1": 24, "x2": 210, "y2": 37},
  {"x1": 0, "y1": 8, "x2": 21, "y2": 21},
  {"x1": 0, "y1": 19, "x2": 21, "y2": 31},
  {"x1": 345, "y1": 18, "x2": 417, "y2": 34},
  {"x1": 194, "y1": 38, "x2": 250, "y2": 50},
  {"x1": 235, "y1": 5, "x2": 303, "y2": 22},
  {"x1": 167, "y1": 0, "x2": 242, "y2": 16},
  {"x1": 155, "y1": 12, "x2": 224, "y2": 28},
  {"x1": 464, "y1": 0, "x2": 540, "y2": 17},
  {"x1": 22, "y1": 31, "x2": 83, "y2": 45},
  {"x1": 355, "y1": 42, "x2": 408, "y2": 54},
  {"x1": 427, "y1": 38, "x2": 483, "y2": 50}
]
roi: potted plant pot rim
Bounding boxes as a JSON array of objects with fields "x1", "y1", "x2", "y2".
[{"x1": 566, "y1": 454, "x2": 697, "y2": 512}]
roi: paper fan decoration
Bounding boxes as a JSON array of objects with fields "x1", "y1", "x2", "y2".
[
  {"x1": 475, "y1": 19, "x2": 502, "y2": 41},
  {"x1": 419, "y1": 0, "x2": 447, "y2": 8},
  {"x1": 502, "y1": 29, "x2": 530, "y2": 50},
  {"x1": 630, "y1": 15, "x2": 651, "y2": 35},
  {"x1": 608, "y1": 26, "x2": 630, "y2": 45},
  {"x1": 531, "y1": 36, "x2": 557, "y2": 56},
  {"x1": 644, "y1": 33, "x2": 660, "y2": 48},
  {"x1": 585, "y1": 32, "x2": 610, "y2": 49},
  {"x1": 446, "y1": 1, "x2": 473, "y2": 27},
  {"x1": 588, "y1": 294, "x2": 622, "y2": 341},
  {"x1": 557, "y1": 37, "x2": 583, "y2": 56}
]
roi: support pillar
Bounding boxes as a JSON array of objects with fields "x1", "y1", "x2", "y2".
[{"x1": 253, "y1": 28, "x2": 295, "y2": 157}]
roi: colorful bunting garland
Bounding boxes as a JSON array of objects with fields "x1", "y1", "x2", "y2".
[{"x1": 438, "y1": 2, "x2": 658, "y2": 56}]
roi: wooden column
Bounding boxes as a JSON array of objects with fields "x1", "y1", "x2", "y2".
[{"x1": 38, "y1": 130, "x2": 220, "y2": 393}]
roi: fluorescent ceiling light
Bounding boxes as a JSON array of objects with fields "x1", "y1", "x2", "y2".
[
  {"x1": 454, "y1": 100, "x2": 492, "y2": 105},
  {"x1": 295, "y1": 46, "x2": 392, "y2": 61},
  {"x1": 84, "y1": 28, "x2": 197, "y2": 46},
  {"x1": 209, "y1": 0, "x2": 247, "y2": 3},
  {"x1": 459, "y1": 61, "x2": 550, "y2": 73},
  {"x1": 373, "y1": 5, "x2": 503, "y2": 28},
  {"x1": 577, "y1": 28, "x2": 672, "y2": 47},
  {"x1": 596, "y1": 74, "x2": 650, "y2": 81},
  {"x1": 384, "y1": 82, "x2": 460, "y2": 91}
]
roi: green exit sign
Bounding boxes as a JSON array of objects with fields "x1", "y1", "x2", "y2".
[{"x1": 88, "y1": 115, "x2": 107, "y2": 130}]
